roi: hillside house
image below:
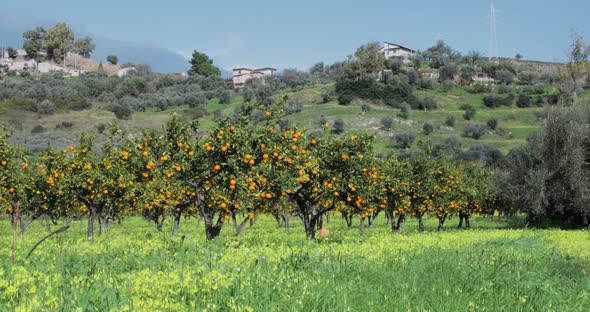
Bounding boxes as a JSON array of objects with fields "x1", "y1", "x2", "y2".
[
  {"x1": 472, "y1": 72, "x2": 495, "y2": 83},
  {"x1": 379, "y1": 42, "x2": 416, "y2": 62},
  {"x1": 232, "y1": 67, "x2": 277, "y2": 88}
]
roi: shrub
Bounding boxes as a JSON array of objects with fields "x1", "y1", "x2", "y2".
[
  {"x1": 218, "y1": 90, "x2": 232, "y2": 104},
  {"x1": 31, "y1": 125, "x2": 46, "y2": 134},
  {"x1": 262, "y1": 96, "x2": 275, "y2": 107},
  {"x1": 70, "y1": 99, "x2": 92, "y2": 111},
  {"x1": 497, "y1": 84, "x2": 512, "y2": 94},
  {"x1": 361, "y1": 103, "x2": 370, "y2": 114},
  {"x1": 441, "y1": 80, "x2": 455, "y2": 92},
  {"x1": 394, "y1": 131, "x2": 416, "y2": 148},
  {"x1": 438, "y1": 63, "x2": 458, "y2": 81},
  {"x1": 516, "y1": 95, "x2": 532, "y2": 108},
  {"x1": 534, "y1": 83, "x2": 546, "y2": 94},
  {"x1": 36, "y1": 100, "x2": 57, "y2": 115},
  {"x1": 337, "y1": 94, "x2": 353, "y2": 105},
  {"x1": 418, "y1": 77, "x2": 437, "y2": 90},
  {"x1": 463, "y1": 124, "x2": 488, "y2": 139},
  {"x1": 61, "y1": 121, "x2": 74, "y2": 128},
  {"x1": 96, "y1": 123, "x2": 106, "y2": 133},
  {"x1": 413, "y1": 95, "x2": 437, "y2": 111},
  {"x1": 381, "y1": 116, "x2": 394, "y2": 131},
  {"x1": 483, "y1": 93, "x2": 500, "y2": 108},
  {"x1": 445, "y1": 136, "x2": 462, "y2": 150},
  {"x1": 445, "y1": 115, "x2": 456, "y2": 127},
  {"x1": 487, "y1": 117, "x2": 499, "y2": 130},
  {"x1": 110, "y1": 102, "x2": 133, "y2": 120},
  {"x1": 459, "y1": 144, "x2": 503, "y2": 166},
  {"x1": 187, "y1": 92, "x2": 207, "y2": 108},
  {"x1": 398, "y1": 103, "x2": 411, "y2": 120},
  {"x1": 284, "y1": 96, "x2": 303, "y2": 115},
  {"x1": 332, "y1": 118, "x2": 345, "y2": 135},
  {"x1": 495, "y1": 69, "x2": 514, "y2": 84},
  {"x1": 462, "y1": 104, "x2": 477, "y2": 120},
  {"x1": 423, "y1": 122, "x2": 434, "y2": 135}
]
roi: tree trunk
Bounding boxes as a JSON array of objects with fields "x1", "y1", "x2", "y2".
[
  {"x1": 437, "y1": 215, "x2": 447, "y2": 231},
  {"x1": 458, "y1": 211, "x2": 470, "y2": 229},
  {"x1": 342, "y1": 213, "x2": 353, "y2": 228},
  {"x1": 88, "y1": 209, "x2": 96, "y2": 241},
  {"x1": 172, "y1": 213, "x2": 182, "y2": 237},
  {"x1": 44, "y1": 214, "x2": 51, "y2": 233},
  {"x1": 301, "y1": 213, "x2": 318, "y2": 241},
  {"x1": 418, "y1": 214, "x2": 424, "y2": 232},
  {"x1": 394, "y1": 212, "x2": 406, "y2": 233},
  {"x1": 326, "y1": 213, "x2": 331, "y2": 224},
  {"x1": 304, "y1": 218, "x2": 317, "y2": 241},
  {"x1": 203, "y1": 212, "x2": 223, "y2": 241},
  {"x1": 274, "y1": 214, "x2": 283, "y2": 227},
  {"x1": 234, "y1": 215, "x2": 249, "y2": 235},
  {"x1": 99, "y1": 216, "x2": 108, "y2": 235},
  {"x1": 385, "y1": 211, "x2": 392, "y2": 226},
  {"x1": 317, "y1": 215, "x2": 323, "y2": 230},
  {"x1": 360, "y1": 218, "x2": 365, "y2": 235},
  {"x1": 11, "y1": 203, "x2": 19, "y2": 265},
  {"x1": 281, "y1": 214, "x2": 291, "y2": 234}
]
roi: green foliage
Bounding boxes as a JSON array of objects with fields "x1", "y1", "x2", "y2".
[
  {"x1": 332, "y1": 118, "x2": 345, "y2": 135},
  {"x1": 381, "y1": 116, "x2": 394, "y2": 131},
  {"x1": 394, "y1": 131, "x2": 416, "y2": 148},
  {"x1": 505, "y1": 104, "x2": 590, "y2": 227},
  {"x1": 445, "y1": 115, "x2": 456, "y2": 127},
  {"x1": 188, "y1": 50, "x2": 221, "y2": 77},
  {"x1": 22, "y1": 26, "x2": 46, "y2": 61},
  {"x1": 6, "y1": 47, "x2": 17, "y2": 59},
  {"x1": 462, "y1": 104, "x2": 476, "y2": 120},
  {"x1": 487, "y1": 116, "x2": 499, "y2": 130},
  {"x1": 72, "y1": 36, "x2": 95, "y2": 58},
  {"x1": 463, "y1": 124, "x2": 487, "y2": 140},
  {"x1": 106, "y1": 54, "x2": 118, "y2": 65},
  {"x1": 36, "y1": 99, "x2": 56, "y2": 115},
  {"x1": 44, "y1": 23, "x2": 74, "y2": 62},
  {"x1": 423, "y1": 122, "x2": 434, "y2": 135},
  {"x1": 110, "y1": 102, "x2": 133, "y2": 120}
]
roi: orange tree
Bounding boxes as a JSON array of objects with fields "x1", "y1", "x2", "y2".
[
  {"x1": 0, "y1": 131, "x2": 33, "y2": 230},
  {"x1": 171, "y1": 105, "x2": 267, "y2": 240},
  {"x1": 248, "y1": 118, "x2": 375, "y2": 240},
  {"x1": 457, "y1": 160, "x2": 492, "y2": 228},
  {"x1": 429, "y1": 156, "x2": 467, "y2": 230},
  {"x1": 404, "y1": 152, "x2": 437, "y2": 232},
  {"x1": 123, "y1": 116, "x2": 198, "y2": 236},
  {"x1": 57, "y1": 128, "x2": 136, "y2": 240},
  {"x1": 374, "y1": 156, "x2": 414, "y2": 232},
  {"x1": 35, "y1": 147, "x2": 77, "y2": 230},
  {"x1": 330, "y1": 138, "x2": 379, "y2": 235}
]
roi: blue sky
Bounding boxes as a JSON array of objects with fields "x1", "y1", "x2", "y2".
[{"x1": 2, "y1": 0, "x2": 589, "y2": 71}]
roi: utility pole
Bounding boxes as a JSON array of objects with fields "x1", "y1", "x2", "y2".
[{"x1": 489, "y1": 0, "x2": 499, "y2": 63}]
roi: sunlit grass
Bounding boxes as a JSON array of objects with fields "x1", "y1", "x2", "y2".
[{"x1": 1, "y1": 215, "x2": 588, "y2": 311}]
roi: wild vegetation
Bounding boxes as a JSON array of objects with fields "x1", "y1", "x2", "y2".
[{"x1": 0, "y1": 28, "x2": 589, "y2": 311}]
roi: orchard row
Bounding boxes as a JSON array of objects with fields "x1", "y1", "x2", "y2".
[{"x1": 0, "y1": 104, "x2": 498, "y2": 241}]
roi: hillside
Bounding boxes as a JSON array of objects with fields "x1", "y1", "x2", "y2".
[{"x1": 0, "y1": 81, "x2": 552, "y2": 155}]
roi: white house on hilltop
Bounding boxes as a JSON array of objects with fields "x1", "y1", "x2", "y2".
[
  {"x1": 232, "y1": 67, "x2": 277, "y2": 88},
  {"x1": 379, "y1": 42, "x2": 416, "y2": 62}
]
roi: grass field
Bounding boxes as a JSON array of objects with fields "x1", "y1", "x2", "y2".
[{"x1": 1, "y1": 216, "x2": 588, "y2": 311}]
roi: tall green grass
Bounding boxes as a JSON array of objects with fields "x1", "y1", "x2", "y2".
[{"x1": 1, "y1": 216, "x2": 588, "y2": 311}]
